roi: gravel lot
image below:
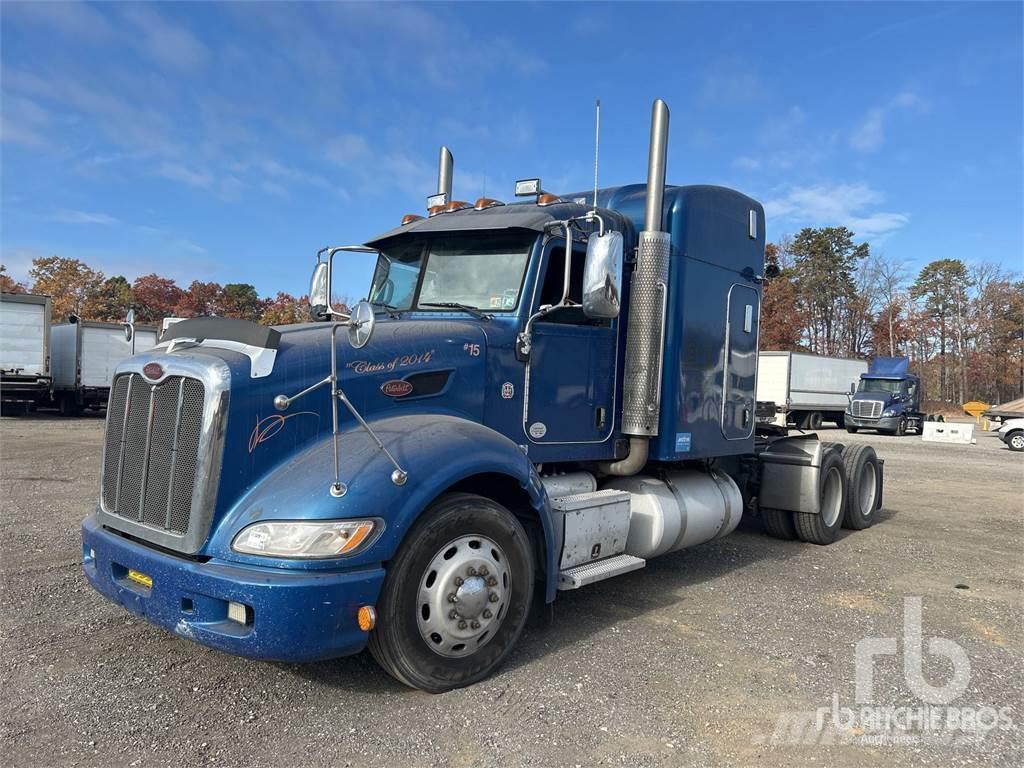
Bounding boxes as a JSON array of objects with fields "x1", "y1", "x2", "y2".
[{"x1": 1, "y1": 414, "x2": 1021, "y2": 767}]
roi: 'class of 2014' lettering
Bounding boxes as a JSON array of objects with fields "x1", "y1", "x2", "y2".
[{"x1": 347, "y1": 349, "x2": 435, "y2": 375}]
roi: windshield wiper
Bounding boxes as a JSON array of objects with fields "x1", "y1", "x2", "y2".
[
  {"x1": 419, "y1": 302, "x2": 492, "y2": 320},
  {"x1": 369, "y1": 300, "x2": 402, "y2": 317}
]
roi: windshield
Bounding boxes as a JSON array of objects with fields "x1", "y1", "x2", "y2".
[
  {"x1": 857, "y1": 378, "x2": 905, "y2": 395},
  {"x1": 368, "y1": 233, "x2": 534, "y2": 312}
]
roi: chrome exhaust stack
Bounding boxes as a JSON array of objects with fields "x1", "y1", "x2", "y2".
[
  {"x1": 437, "y1": 146, "x2": 453, "y2": 199},
  {"x1": 603, "y1": 99, "x2": 671, "y2": 476}
]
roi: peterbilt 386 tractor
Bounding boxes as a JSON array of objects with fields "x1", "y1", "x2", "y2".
[{"x1": 82, "y1": 100, "x2": 884, "y2": 692}]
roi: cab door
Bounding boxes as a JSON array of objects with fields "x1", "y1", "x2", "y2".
[
  {"x1": 721, "y1": 283, "x2": 758, "y2": 440},
  {"x1": 523, "y1": 240, "x2": 617, "y2": 444}
]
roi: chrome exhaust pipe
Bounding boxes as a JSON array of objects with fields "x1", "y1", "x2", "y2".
[
  {"x1": 602, "y1": 99, "x2": 672, "y2": 476},
  {"x1": 621, "y1": 99, "x2": 671, "y2": 439},
  {"x1": 437, "y1": 146, "x2": 453, "y2": 199}
]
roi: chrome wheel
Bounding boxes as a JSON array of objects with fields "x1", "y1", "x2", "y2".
[
  {"x1": 820, "y1": 465, "x2": 843, "y2": 527},
  {"x1": 858, "y1": 460, "x2": 878, "y2": 517},
  {"x1": 416, "y1": 534, "x2": 510, "y2": 658}
]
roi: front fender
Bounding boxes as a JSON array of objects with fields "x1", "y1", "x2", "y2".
[{"x1": 208, "y1": 414, "x2": 560, "y2": 601}]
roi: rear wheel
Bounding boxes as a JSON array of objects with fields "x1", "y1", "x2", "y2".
[
  {"x1": 807, "y1": 411, "x2": 823, "y2": 430},
  {"x1": 761, "y1": 508, "x2": 797, "y2": 540},
  {"x1": 368, "y1": 493, "x2": 534, "y2": 693},
  {"x1": 59, "y1": 395, "x2": 81, "y2": 417},
  {"x1": 794, "y1": 450, "x2": 847, "y2": 545},
  {"x1": 841, "y1": 444, "x2": 880, "y2": 529}
]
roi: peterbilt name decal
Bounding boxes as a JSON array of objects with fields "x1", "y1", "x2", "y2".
[
  {"x1": 381, "y1": 380, "x2": 414, "y2": 397},
  {"x1": 346, "y1": 349, "x2": 435, "y2": 375}
]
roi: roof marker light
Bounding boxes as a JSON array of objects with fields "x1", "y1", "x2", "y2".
[
  {"x1": 515, "y1": 178, "x2": 541, "y2": 197},
  {"x1": 426, "y1": 192, "x2": 449, "y2": 210},
  {"x1": 474, "y1": 197, "x2": 504, "y2": 211},
  {"x1": 443, "y1": 200, "x2": 471, "y2": 213},
  {"x1": 428, "y1": 205, "x2": 446, "y2": 217},
  {"x1": 401, "y1": 214, "x2": 424, "y2": 226},
  {"x1": 537, "y1": 193, "x2": 562, "y2": 207}
]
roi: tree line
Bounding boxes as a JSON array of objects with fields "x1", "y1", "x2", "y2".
[
  {"x1": 4, "y1": 231, "x2": 1022, "y2": 407},
  {"x1": 0, "y1": 257, "x2": 321, "y2": 328},
  {"x1": 761, "y1": 227, "x2": 1023, "y2": 407}
]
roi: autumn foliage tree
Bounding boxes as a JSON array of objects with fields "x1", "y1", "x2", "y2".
[
  {"x1": 759, "y1": 243, "x2": 802, "y2": 350},
  {"x1": 131, "y1": 274, "x2": 185, "y2": 324},
  {"x1": 28, "y1": 256, "x2": 104, "y2": 321},
  {"x1": 1, "y1": 264, "x2": 27, "y2": 293}
]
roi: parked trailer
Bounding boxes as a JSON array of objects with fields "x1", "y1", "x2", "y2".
[
  {"x1": 0, "y1": 292, "x2": 52, "y2": 413},
  {"x1": 82, "y1": 99, "x2": 885, "y2": 692},
  {"x1": 50, "y1": 320, "x2": 158, "y2": 414},
  {"x1": 756, "y1": 351, "x2": 867, "y2": 429}
]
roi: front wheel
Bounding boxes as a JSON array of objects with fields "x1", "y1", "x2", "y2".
[
  {"x1": 368, "y1": 493, "x2": 534, "y2": 693},
  {"x1": 1007, "y1": 431, "x2": 1024, "y2": 452},
  {"x1": 895, "y1": 416, "x2": 907, "y2": 436}
]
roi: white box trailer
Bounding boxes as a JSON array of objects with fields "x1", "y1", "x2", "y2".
[
  {"x1": 757, "y1": 351, "x2": 867, "y2": 429},
  {"x1": 0, "y1": 292, "x2": 53, "y2": 411},
  {"x1": 50, "y1": 320, "x2": 158, "y2": 414}
]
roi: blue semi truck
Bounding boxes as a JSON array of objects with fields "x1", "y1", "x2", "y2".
[
  {"x1": 82, "y1": 100, "x2": 885, "y2": 692},
  {"x1": 845, "y1": 356, "x2": 926, "y2": 436}
]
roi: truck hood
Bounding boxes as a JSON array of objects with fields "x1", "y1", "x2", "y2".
[{"x1": 147, "y1": 317, "x2": 489, "y2": 548}]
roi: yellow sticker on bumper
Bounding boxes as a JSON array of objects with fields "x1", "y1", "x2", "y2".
[{"x1": 127, "y1": 569, "x2": 153, "y2": 588}]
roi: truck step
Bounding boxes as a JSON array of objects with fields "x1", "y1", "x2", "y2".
[{"x1": 557, "y1": 553, "x2": 646, "y2": 590}]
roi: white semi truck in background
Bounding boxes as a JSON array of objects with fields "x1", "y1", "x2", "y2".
[
  {"x1": 757, "y1": 351, "x2": 867, "y2": 429},
  {"x1": 49, "y1": 319, "x2": 158, "y2": 415},
  {"x1": 0, "y1": 292, "x2": 53, "y2": 413}
]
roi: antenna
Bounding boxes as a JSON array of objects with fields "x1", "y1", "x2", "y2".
[{"x1": 592, "y1": 98, "x2": 601, "y2": 210}]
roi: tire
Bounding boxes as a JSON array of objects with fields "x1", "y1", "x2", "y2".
[
  {"x1": 895, "y1": 417, "x2": 907, "y2": 437},
  {"x1": 794, "y1": 449, "x2": 847, "y2": 545},
  {"x1": 368, "y1": 493, "x2": 534, "y2": 693},
  {"x1": 59, "y1": 395, "x2": 81, "y2": 417},
  {"x1": 846, "y1": 426, "x2": 858, "y2": 434},
  {"x1": 840, "y1": 444, "x2": 880, "y2": 529},
  {"x1": 796, "y1": 412, "x2": 811, "y2": 430},
  {"x1": 1006, "y1": 431, "x2": 1024, "y2": 452},
  {"x1": 835, "y1": 414, "x2": 845, "y2": 428},
  {"x1": 761, "y1": 508, "x2": 797, "y2": 540},
  {"x1": 807, "y1": 411, "x2": 823, "y2": 430}
]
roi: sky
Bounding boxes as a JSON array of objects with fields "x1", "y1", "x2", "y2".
[{"x1": 2, "y1": 1, "x2": 1021, "y2": 302}]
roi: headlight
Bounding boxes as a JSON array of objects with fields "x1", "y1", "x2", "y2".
[
  {"x1": 232, "y1": 519, "x2": 378, "y2": 558},
  {"x1": 882, "y1": 409, "x2": 897, "y2": 417}
]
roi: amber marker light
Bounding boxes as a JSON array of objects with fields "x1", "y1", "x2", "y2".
[
  {"x1": 474, "y1": 197, "x2": 504, "y2": 211},
  {"x1": 357, "y1": 605, "x2": 377, "y2": 632},
  {"x1": 401, "y1": 213, "x2": 424, "y2": 225},
  {"x1": 444, "y1": 200, "x2": 471, "y2": 213},
  {"x1": 537, "y1": 193, "x2": 562, "y2": 206}
]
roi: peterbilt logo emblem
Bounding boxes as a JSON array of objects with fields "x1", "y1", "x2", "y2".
[
  {"x1": 380, "y1": 379, "x2": 414, "y2": 397},
  {"x1": 142, "y1": 362, "x2": 164, "y2": 380}
]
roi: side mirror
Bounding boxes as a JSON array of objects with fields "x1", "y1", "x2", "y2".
[
  {"x1": 581, "y1": 230, "x2": 623, "y2": 319},
  {"x1": 309, "y1": 262, "x2": 330, "y2": 320},
  {"x1": 850, "y1": 382, "x2": 857, "y2": 395},
  {"x1": 763, "y1": 262, "x2": 781, "y2": 280},
  {"x1": 123, "y1": 309, "x2": 135, "y2": 342},
  {"x1": 347, "y1": 300, "x2": 376, "y2": 349}
]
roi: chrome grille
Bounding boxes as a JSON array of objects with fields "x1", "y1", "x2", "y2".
[
  {"x1": 851, "y1": 399, "x2": 883, "y2": 418},
  {"x1": 101, "y1": 373, "x2": 205, "y2": 535}
]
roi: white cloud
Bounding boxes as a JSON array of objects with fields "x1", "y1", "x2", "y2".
[
  {"x1": 326, "y1": 134, "x2": 371, "y2": 167},
  {"x1": 0, "y1": 95, "x2": 51, "y2": 148},
  {"x1": 765, "y1": 182, "x2": 910, "y2": 239},
  {"x1": 48, "y1": 210, "x2": 120, "y2": 225},
  {"x1": 156, "y1": 161, "x2": 213, "y2": 188},
  {"x1": 2, "y1": 1, "x2": 113, "y2": 42},
  {"x1": 850, "y1": 91, "x2": 927, "y2": 153},
  {"x1": 122, "y1": 5, "x2": 208, "y2": 73}
]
